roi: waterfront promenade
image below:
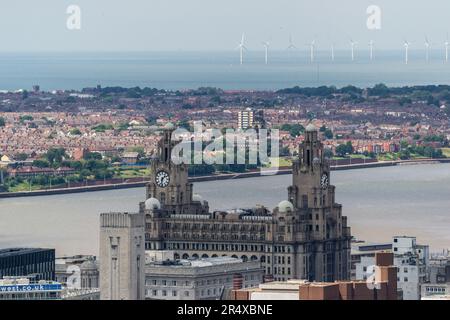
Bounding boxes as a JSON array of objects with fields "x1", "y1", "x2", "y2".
[{"x1": 1, "y1": 158, "x2": 449, "y2": 199}]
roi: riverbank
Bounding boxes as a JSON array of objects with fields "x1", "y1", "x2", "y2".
[{"x1": 1, "y1": 158, "x2": 449, "y2": 199}]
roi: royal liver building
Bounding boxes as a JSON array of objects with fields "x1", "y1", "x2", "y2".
[{"x1": 140, "y1": 124, "x2": 352, "y2": 282}]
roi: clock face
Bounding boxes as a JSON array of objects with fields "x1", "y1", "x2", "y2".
[
  {"x1": 155, "y1": 170, "x2": 170, "y2": 188},
  {"x1": 320, "y1": 173, "x2": 329, "y2": 189}
]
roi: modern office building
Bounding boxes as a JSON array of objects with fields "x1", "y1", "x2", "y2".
[
  {"x1": 237, "y1": 108, "x2": 265, "y2": 130},
  {"x1": 139, "y1": 124, "x2": 351, "y2": 282},
  {"x1": 0, "y1": 248, "x2": 55, "y2": 281},
  {"x1": 354, "y1": 236, "x2": 429, "y2": 300},
  {"x1": 350, "y1": 241, "x2": 392, "y2": 279},
  {"x1": 144, "y1": 253, "x2": 264, "y2": 300}
]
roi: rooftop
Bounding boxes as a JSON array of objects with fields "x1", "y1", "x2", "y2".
[{"x1": 0, "y1": 248, "x2": 54, "y2": 258}]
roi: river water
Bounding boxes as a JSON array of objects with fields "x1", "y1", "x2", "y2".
[{"x1": 1, "y1": 163, "x2": 449, "y2": 256}]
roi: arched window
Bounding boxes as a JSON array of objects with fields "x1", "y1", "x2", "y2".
[{"x1": 182, "y1": 253, "x2": 189, "y2": 259}]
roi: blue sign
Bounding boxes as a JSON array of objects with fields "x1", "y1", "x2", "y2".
[{"x1": 0, "y1": 284, "x2": 62, "y2": 293}]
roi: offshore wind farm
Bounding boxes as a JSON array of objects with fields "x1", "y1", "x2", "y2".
[{"x1": 1, "y1": 47, "x2": 450, "y2": 92}]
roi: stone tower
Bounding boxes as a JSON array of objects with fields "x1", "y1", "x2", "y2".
[
  {"x1": 287, "y1": 124, "x2": 350, "y2": 281},
  {"x1": 99, "y1": 212, "x2": 145, "y2": 300},
  {"x1": 145, "y1": 123, "x2": 208, "y2": 215}
]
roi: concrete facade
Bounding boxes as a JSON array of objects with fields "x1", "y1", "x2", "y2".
[
  {"x1": 144, "y1": 254, "x2": 264, "y2": 300},
  {"x1": 354, "y1": 236, "x2": 429, "y2": 300},
  {"x1": 99, "y1": 212, "x2": 145, "y2": 300}
]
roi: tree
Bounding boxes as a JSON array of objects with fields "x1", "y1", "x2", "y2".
[
  {"x1": 345, "y1": 141, "x2": 354, "y2": 154},
  {"x1": 289, "y1": 124, "x2": 304, "y2": 137},
  {"x1": 32, "y1": 159, "x2": 50, "y2": 168},
  {"x1": 70, "y1": 128, "x2": 82, "y2": 135},
  {"x1": 45, "y1": 148, "x2": 67, "y2": 166},
  {"x1": 84, "y1": 152, "x2": 102, "y2": 160},
  {"x1": 14, "y1": 153, "x2": 28, "y2": 161},
  {"x1": 324, "y1": 148, "x2": 333, "y2": 159},
  {"x1": 129, "y1": 146, "x2": 145, "y2": 158},
  {"x1": 324, "y1": 129, "x2": 333, "y2": 139},
  {"x1": 335, "y1": 142, "x2": 354, "y2": 157},
  {"x1": 335, "y1": 144, "x2": 348, "y2": 157}
]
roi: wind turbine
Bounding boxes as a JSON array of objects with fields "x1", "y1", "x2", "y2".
[
  {"x1": 425, "y1": 36, "x2": 431, "y2": 62},
  {"x1": 287, "y1": 34, "x2": 297, "y2": 51},
  {"x1": 404, "y1": 40, "x2": 411, "y2": 64},
  {"x1": 350, "y1": 39, "x2": 357, "y2": 61},
  {"x1": 369, "y1": 40, "x2": 374, "y2": 61},
  {"x1": 262, "y1": 41, "x2": 270, "y2": 64},
  {"x1": 236, "y1": 33, "x2": 247, "y2": 65},
  {"x1": 331, "y1": 43, "x2": 335, "y2": 62},
  {"x1": 308, "y1": 39, "x2": 316, "y2": 62},
  {"x1": 445, "y1": 34, "x2": 449, "y2": 63}
]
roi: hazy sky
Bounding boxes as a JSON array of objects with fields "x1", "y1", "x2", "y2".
[{"x1": 1, "y1": 0, "x2": 450, "y2": 51}]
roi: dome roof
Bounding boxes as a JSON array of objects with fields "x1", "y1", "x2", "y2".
[
  {"x1": 193, "y1": 194, "x2": 203, "y2": 202},
  {"x1": 164, "y1": 122, "x2": 175, "y2": 130},
  {"x1": 145, "y1": 197, "x2": 161, "y2": 210},
  {"x1": 80, "y1": 260, "x2": 97, "y2": 270},
  {"x1": 277, "y1": 200, "x2": 294, "y2": 213},
  {"x1": 305, "y1": 123, "x2": 317, "y2": 132}
]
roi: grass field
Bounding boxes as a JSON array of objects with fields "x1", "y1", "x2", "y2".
[
  {"x1": 442, "y1": 148, "x2": 450, "y2": 158},
  {"x1": 114, "y1": 168, "x2": 151, "y2": 179}
]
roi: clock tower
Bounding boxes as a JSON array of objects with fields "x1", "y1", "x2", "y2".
[
  {"x1": 146, "y1": 123, "x2": 208, "y2": 215},
  {"x1": 287, "y1": 124, "x2": 350, "y2": 282},
  {"x1": 288, "y1": 124, "x2": 332, "y2": 209}
]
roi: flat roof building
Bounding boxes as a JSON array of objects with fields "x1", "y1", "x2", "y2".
[
  {"x1": 145, "y1": 254, "x2": 264, "y2": 300},
  {"x1": 231, "y1": 252, "x2": 398, "y2": 301},
  {"x1": 0, "y1": 277, "x2": 62, "y2": 300},
  {"x1": 0, "y1": 248, "x2": 55, "y2": 281}
]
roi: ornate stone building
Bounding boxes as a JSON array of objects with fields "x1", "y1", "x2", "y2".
[{"x1": 140, "y1": 124, "x2": 352, "y2": 282}]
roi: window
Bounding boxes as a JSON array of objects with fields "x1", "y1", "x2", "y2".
[
  {"x1": 172, "y1": 290, "x2": 177, "y2": 296},
  {"x1": 162, "y1": 290, "x2": 167, "y2": 296},
  {"x1": 184, "y1": 291, "x2": 190, "y2": 296},
  {"x1": 404, "y1": 277, "x2": 408, "y2": 282}
]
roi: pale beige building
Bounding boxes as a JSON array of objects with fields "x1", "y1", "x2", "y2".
[{"x1": 99, "y1": 212, "x2": 145, "y2": 300}]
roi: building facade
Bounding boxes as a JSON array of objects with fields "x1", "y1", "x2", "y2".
[
  {"x1": 355, "y1": 236, "x2": 429, "y2": 300},
  {"x1": 0, "y1": 277, "x2": 62, "y2": 300},
  {"x1": 0, "y1": 248, "x2": 55, "y2": 281},
  {"x1": 237, "y1": 108, "x2": 265, "y2": 130},
  {"x1": 144, "y1": 254, "x2": 264, "y2": 300},
  {"x1": 55, "y1": 255, "x2": 99, "y2": 289},
  {"x1": 231, "y1": 252, "x2": 398, "y2": 300},
  {"x1": 99, "y1": 212, "x2": 145, "y2": 300},
  {"x1": 140, "y1": 124, "x2": 352, "y2": 282}
]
